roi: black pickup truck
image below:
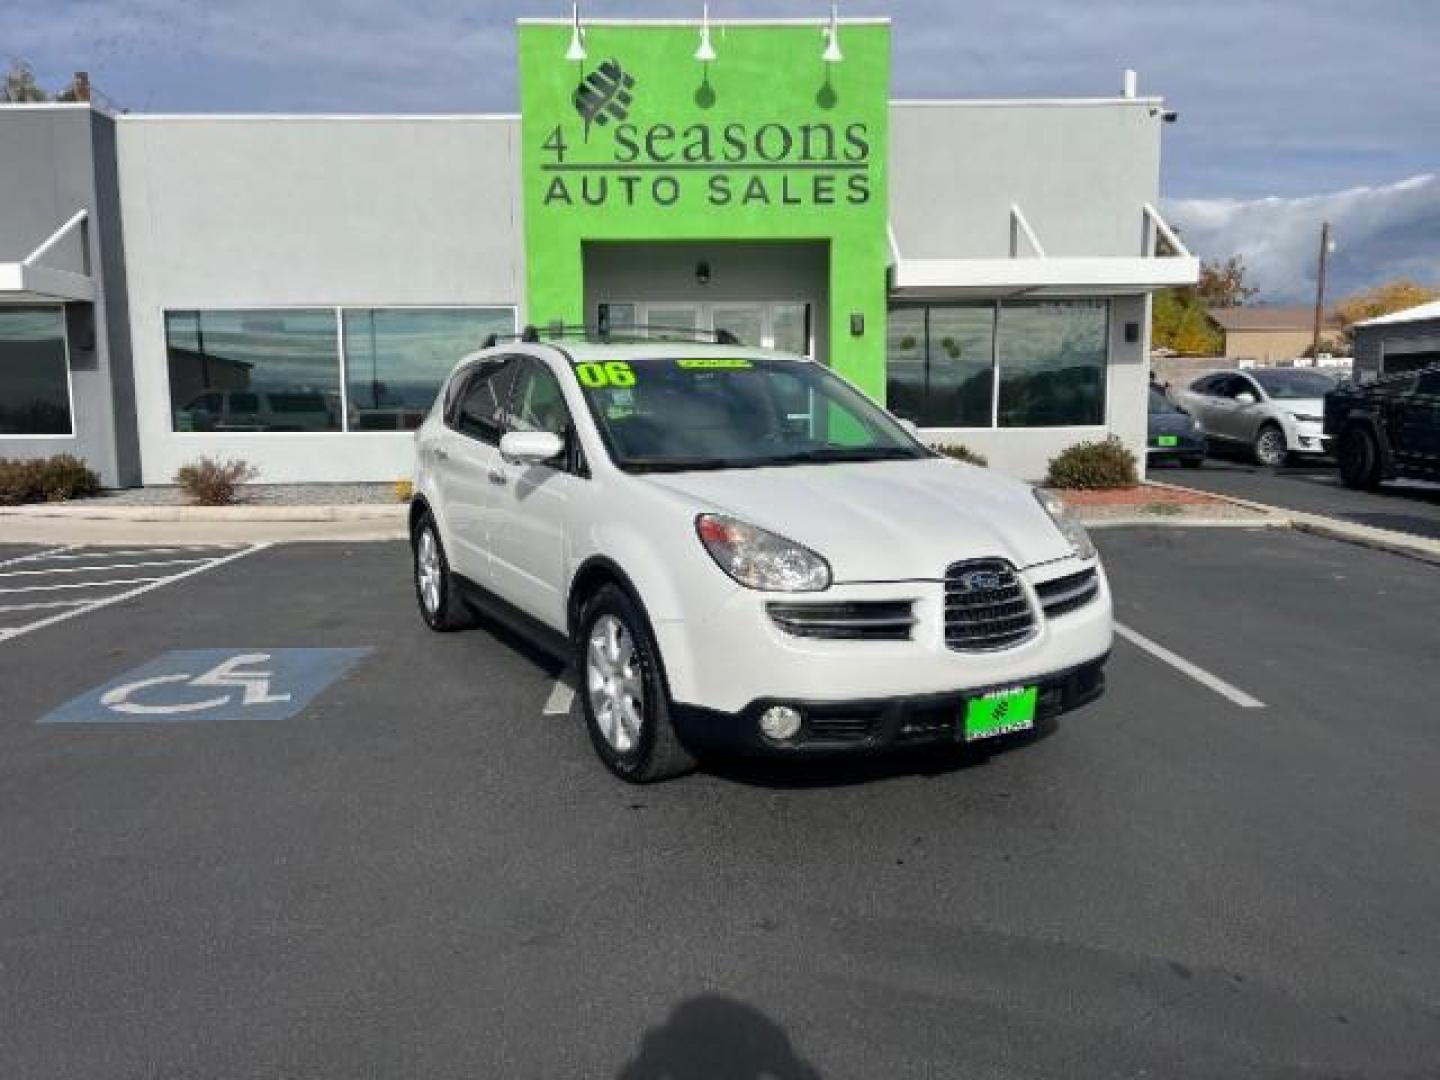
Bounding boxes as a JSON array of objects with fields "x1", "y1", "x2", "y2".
[{"x1": 1324, "y1": 363, "x2": 1440, "y2": 488}]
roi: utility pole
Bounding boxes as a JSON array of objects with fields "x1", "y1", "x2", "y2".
[{"x1": 1311, "y1": 221, "x2": 1333, "y2": 361}]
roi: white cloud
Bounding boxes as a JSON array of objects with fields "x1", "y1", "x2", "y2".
[{"x1": 1164, "y1": 174, "x2": 1440, "y2": 303}]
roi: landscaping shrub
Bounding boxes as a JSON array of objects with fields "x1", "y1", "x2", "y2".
[
  {"x1": 1045, "y1": 436, "x2": 1139, "y2": 490},
  {"x1": 932, "y1": 443, "x2": 989, "y2": 467},
  {"x1": 175, "y1": 457, "x2": 258, "y2": 506},
  {"x1": 0, "y1": 455, "x2": 101, "y2": 505}
]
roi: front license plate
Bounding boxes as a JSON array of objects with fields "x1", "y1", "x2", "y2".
[
  {"x1": 964, "y1": 686, "x2": 1038, "y2": 741},
  {"x1": 1156, "y1": 435, "x2": 1179, "y2": 447}
]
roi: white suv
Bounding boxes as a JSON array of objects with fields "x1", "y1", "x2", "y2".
[{"x1": 411, "y1": 334, "x2": 1112, "y2": 782}]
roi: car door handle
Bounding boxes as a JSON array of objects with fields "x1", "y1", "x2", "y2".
[{"x1": 488, "y1": 468, "x2": 508, "y2": 485}]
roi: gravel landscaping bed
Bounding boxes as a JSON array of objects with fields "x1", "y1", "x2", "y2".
[{"x1": 92, "y1": 483, "x2": 399, "y2": 507}]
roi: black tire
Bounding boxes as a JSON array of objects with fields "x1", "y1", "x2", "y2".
[
  {"x1": 412, "y1": 512, "x2": 473, "y2": 632},
  {"x1": 1337, "y1": 425, "x2": 1382, "y2": 490},
  {"x1": 576, "y1": 582, "x2": 696, "y2": 783},
  {"x1": 1253, "y1": 423, "x2": 1288, "y2": 467}
]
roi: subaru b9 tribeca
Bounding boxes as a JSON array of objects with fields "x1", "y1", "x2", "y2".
[{"x1": 410, "y1": 339, "x2": 1111, "y2": 782}]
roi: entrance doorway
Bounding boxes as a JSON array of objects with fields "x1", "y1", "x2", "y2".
[{"x1": 597, "y1": 300, "x2": 813, "y2": 357}]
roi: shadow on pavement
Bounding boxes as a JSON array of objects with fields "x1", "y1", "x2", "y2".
[{"x1": 616, "y1": 994, "x2": 824, "y2": 1080}]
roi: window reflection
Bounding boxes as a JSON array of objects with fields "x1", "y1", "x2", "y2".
[
  {"x1": 166, "y1": 309, "x2": 341, "y2": 432},
  {"x1": 0, "y1": 307, "x2": 71, "y2": 435},
  {"x1": 343, "y1": 308, "x2": 515, "y2": 431},
  {"x1": 997, "y1": 301, "x2": 1107, "y2": 427}
]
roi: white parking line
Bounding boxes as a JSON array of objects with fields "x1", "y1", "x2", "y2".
[
  {"x1": 0, "y1": 577, "x2": 162, "y2": 595},
  {"x1": 0, "y1": 546, "x2": 72, "y2": 570},
  {"x1": 0, "y1": 558, "x2": 212, "y2": 578},
  {"x1": 543, "y1": 675, "x2": 577, "y2": 716},
  {"x1": 0, "y1": 544, "x2": 272, "y2": 644},
  {"x1": 1114, "y1": 621, "x2": 1266, "y2": 709}
]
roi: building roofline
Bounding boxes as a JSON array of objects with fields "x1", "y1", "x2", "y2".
[
  {"x1": 893, "y1": 97, "x2": 1165, "y2": 108},
  {"x1": 115, "y1": 113, "x2": 520, "y2": 123},
  {"x1": 517, "y1": 17, "x2": 890, "y2": 26}
]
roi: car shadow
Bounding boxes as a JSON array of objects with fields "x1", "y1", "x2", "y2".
[{"x1": 615, "y1": 994, "x2": 824, "y2": 1079}]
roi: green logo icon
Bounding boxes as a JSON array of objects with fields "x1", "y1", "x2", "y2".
[{"x1": 574, "y1": 59, "x2": 636, "y2": 140}]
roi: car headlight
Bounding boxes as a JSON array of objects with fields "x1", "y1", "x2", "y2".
[
  {"x1": 1191, "y1": 418, "x2": 1204, "y2": 433},
  {"x1": 695, "y1": 513, "x2": 831, "y2": 592},
  {"x1": 1033, "y1": 488, "x2": 1097, "y2": 562}
]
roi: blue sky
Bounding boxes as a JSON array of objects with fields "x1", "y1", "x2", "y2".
[{"x1": 5, "y1": 0, "x2": 1437, "y2": 300}]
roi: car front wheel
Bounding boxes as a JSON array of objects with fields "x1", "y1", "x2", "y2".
[
  {"x1": 412, "y1": 513, "x2": 473, "y2": 632},
  {"x1": 1337, "y1": 425, "x2": 1382, "y2": 490},
  {"x1": 1253, "y1": 424, "x2": 1288, "y2": 467},
  {"x1": 577, "y1": 583, "x2": 696, "y2": 783}
]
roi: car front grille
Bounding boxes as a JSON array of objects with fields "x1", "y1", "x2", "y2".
[
  {"x1": 1034, "y1": 568, "x2": 1100, "y2": 619},
  {"x1": 767, "y1": 600, "x2": 915, "y2": 641},
  {"x1": 943, "y1": 559, "x2": 1035, "y2": 652}
]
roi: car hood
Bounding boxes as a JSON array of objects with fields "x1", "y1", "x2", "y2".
[
  {"x1": 1149, "y1": 411, "x2": 1197, "y2": 436},
  {"x1": 1274, "y1": 397, "x2": 1326, "y2": 419},
  {"x1": 638, "y1": 458, "x2": 1075, "y2": 582}
]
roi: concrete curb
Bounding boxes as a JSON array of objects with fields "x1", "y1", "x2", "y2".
[
  {"x1": 1144, "y1": 479, "x2": 1440, "y2": 566},
  {"x1": 0, "y1": 503, "x2": 406, "y2": 523},
  {"x1": 1081, "y1": 515, "x2": 1287, "y2": 530}
]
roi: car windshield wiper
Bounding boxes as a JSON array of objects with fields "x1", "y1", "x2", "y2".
[
  {"x1": 759, "y1": 446, "x2": 923, "y2": 464},
  {"x1": 623, "y1": 457, "x2": 740, "y2": 473}
]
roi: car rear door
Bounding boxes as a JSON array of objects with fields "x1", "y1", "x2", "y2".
[
  {"x1": 439, "y1": 357, "x2": 520, "y2": 583},
  {"x1": 486, "y1": 356, "x2": 584, "y2": 630},
  {"x1": 1390, "y1": 368, "x2": 1440, "y2": 468},
  {"x1": 1206, "y1": 374, "x2": 1257, "y2": 444}
]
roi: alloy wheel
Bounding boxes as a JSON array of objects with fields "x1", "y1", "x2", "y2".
[
  {"x1": 1256, "y1": 428, "x2": 1287, "y2": 467},
  {"x1": 416, "y1": 528, "x2": 442, "y2": 615},
  {"x1": 587, "y1": 614, "x2": 645, "y2": 753}
]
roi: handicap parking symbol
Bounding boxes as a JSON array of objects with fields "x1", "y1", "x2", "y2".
[{"x1": 38, "y1": 649, "x2": 371, "y2": 724}]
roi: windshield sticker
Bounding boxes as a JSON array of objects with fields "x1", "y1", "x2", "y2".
[
  {"x1": 676, "y1": 358, "x2": 754, "y2": 370},
  {"x1": 575, "y1": 361, "x2": 637, "y2": 389}
]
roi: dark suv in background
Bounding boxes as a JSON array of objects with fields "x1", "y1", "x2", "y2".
[{"x1": 1325, "y1": 363, "x2": 1440, "y2": 489}]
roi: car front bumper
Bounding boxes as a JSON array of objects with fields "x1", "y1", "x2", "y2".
[
  {"x1": 670, "y1": 654, "x2": 1107, "y2": 755},
  {"x1": 653, "y1": 555, "x2": 1113, "y2": 740}
]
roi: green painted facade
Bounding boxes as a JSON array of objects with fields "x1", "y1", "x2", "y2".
[{"x1": 518, "y1": 21, "x2": 891, "y2": 397}]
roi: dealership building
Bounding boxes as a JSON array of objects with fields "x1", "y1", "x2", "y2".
[{"x1": 0, "y1": 15, "x2": 1196, "y2": 487}]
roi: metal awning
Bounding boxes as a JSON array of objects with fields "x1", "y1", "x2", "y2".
[
  {"x1": 0, "y1": 210, "x2": 95, "y2": 303},
  {"x1": 889, "y1": 203, "x2": 1199, "y2": 298}
]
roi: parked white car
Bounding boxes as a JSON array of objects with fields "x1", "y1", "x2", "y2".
[
  {"x1": 410, "y1": 335, "x2": 1112, "y2": 782},
  {"x1": 1174, "y1": 368, "x2": 1339, "y2": 465}
]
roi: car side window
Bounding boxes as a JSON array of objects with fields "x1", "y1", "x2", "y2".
[
  {"x1": 510, "y1": 359, "x2": 572, "y2": 437},
  {"x1": 452, "y1": 358, "x2": 518, "y2": 445},
  {"x1": 509, "y1": 357, "x2": 587, "y2": 476}
]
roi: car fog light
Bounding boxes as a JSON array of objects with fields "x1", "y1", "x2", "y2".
[{"x1": 759, "y1": 705, "x2": 803, "y2": 741}]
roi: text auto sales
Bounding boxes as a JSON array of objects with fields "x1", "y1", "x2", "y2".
[{"x1": 540, "y1": 120, "x2": 873, "y2": 208}]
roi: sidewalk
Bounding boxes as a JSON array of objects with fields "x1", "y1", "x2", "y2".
[{"x1": 0, "y1": 502, "x2": 407, "y2": 544}]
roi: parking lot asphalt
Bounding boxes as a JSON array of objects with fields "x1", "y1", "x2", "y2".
[
  {"x1": 1162, "y1": 455, "x2": 1440, "y2": 541},
  {"x1": 1, "y1": 530, "x2": 1438, "y2": 1078}
]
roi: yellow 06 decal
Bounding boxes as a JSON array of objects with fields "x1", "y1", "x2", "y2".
[{"x1": 575, "y1": 361, "x2": 636, "y2": 389}]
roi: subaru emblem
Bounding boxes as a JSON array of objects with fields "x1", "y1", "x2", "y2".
[{"x1": 959, "y1": 569, "x2": 1002, "y2": 593}]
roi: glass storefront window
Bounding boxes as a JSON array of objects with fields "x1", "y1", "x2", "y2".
[
  {"x1": 343, "y1": 308, "x2": 515, "y2": 431},
  {"x1": 0, "y1": 307, "x2": 71, "y2": 436},
  {"x1": 887, "y1": 300, "x2": 1108, "y2": 429},
  {"x1": 166, "y1": 309, "x2": 342, "y2": 432},
  {"x1": 997, "y1": 301, "x2": 1108, "y2": 427}
]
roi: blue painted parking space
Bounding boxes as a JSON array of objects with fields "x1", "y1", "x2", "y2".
[{"x1": 38, "y1": 648, "x2": 371, "y2": 724}]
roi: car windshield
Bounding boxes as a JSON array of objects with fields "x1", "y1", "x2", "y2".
[
  {"x1": 1149, "y1": 387, "x2": 1183, "y2": 414},
  {"x1": 573, "y1": 355, "x2": 931, "y2": 472},
  {"x1": 1250, "y1": 369, "x2": 1337, "y2": 400}
]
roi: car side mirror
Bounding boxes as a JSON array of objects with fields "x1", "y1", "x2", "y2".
[
  {"x1": 1234, "y1": 392, "x2": 1257, "y2": 405},
  {"x1": 499, "y1": 430, "x2": 565, "y2": 465}
]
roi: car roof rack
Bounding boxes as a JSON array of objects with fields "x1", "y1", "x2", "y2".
[{"x1": 481, "y1": 324, "x2": 742, "y2": 349}]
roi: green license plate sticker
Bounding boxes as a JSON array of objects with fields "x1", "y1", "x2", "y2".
[
  {"x1": 1156, "y1": 435, "x2": 1179, "y2": 447},
  {"x1": 964, "y1": 686, "x2": 1038, "y2": 741}
]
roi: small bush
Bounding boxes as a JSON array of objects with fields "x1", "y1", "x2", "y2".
[
  {"x1": 932, "y1": 443, "x2": 989, "y2": 467},
  {"x1": 393, "y1": 478, "x2": 414, "y2": 503},
  {"x1": 1045, "y1": 436, "x2": 1139, "y2": 490},
  {"x1": 0, "y1": 455, "x2": 101, "y2": 505},
  {"x1": 175, "y1": 457, "x2": 258, "y2": 506}
]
